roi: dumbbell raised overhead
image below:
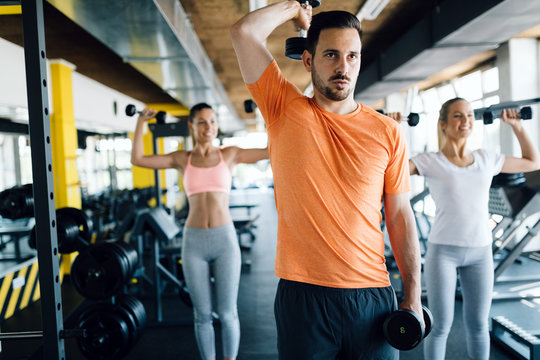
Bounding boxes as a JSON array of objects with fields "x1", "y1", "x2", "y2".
[
  {"x1": 376, "y1": 110, "x2": 420, "y2": 127},
  {"x1": 478, "y1": 106, "x2": 532, "y2": 125},
  {"x1": 285, "y1": 0, "x2": 321, "y2": 60},
  {"x1": 474, "y1": 97, "x2": 539, "y2": 124},
  {"x1": 125, "y1": 104, "x2": 166, "y2": 124}
]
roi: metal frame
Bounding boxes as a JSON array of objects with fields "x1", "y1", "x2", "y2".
[{"x1": 20, "y1": 0, "x2": 65, "y2": 357}]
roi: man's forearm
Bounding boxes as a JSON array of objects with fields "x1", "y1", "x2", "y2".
[
  {"x1": 384, "y1": 194, "x2": 423, "y2": 311},
  {"x1": 231, "y1": 1, "x2": 301, "y2": 45},
  {"x1": 230, "y1": 1, "x2": 309, "y2": 84},
  {"x1": 389, "y1": 223, "x2": 422, "y2": 305}
]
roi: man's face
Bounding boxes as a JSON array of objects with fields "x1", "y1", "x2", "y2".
[{"x1": 307, "y1": 28, "x2": 361, "y2": 102}]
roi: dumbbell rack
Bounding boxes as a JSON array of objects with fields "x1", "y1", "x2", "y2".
[
  {"x1": 488, "y1": 171, "x2": 540, "y2": 299},
  {"x1": 491, "y1": 316, "x2": 540, "y2": 360}
]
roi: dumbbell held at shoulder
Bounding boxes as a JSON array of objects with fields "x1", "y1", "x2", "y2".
[{"x1": 376, "y1": 110, "x2": 420, "y2": 127}]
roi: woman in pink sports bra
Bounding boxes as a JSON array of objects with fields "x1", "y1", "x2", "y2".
[{"x1": 132, "y1": 103, "x2": 268, "y2": 360}]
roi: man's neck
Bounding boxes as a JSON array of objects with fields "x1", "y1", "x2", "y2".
[{"x1": 312, "y1": 93, "x2": 358, "y2": 115}]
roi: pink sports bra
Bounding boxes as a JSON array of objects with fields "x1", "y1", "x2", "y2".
[{"x1": 183, "y1": 150, "x2": 232, "y2": 197}]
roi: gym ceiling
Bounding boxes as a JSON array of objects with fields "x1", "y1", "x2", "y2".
[{"x1": 0, "y1": 0, "x2": 539, "y2": 132}]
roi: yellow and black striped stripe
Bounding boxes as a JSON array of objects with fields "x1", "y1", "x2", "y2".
[{"x1": 0, "y1": 255, "x2": 69, "y2": 322}]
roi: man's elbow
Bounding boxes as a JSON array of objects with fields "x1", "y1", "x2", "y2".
[{"x1": 230, "y1": 21, "x2": 245, "y2": 44}]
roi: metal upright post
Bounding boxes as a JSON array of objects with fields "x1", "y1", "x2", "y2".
[
  {"x1": 152, "y1": 137, "x2": 162, "y2": 207},
  {"x1": 21, "y1": 0, "x2": 65, "y2": 358}
]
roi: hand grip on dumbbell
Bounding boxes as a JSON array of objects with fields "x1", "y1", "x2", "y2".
[
  {"x1": 482, "y1": 106, "x2": 532, "y2": 125},
  {"x1": 125, "y1": 104, "x2": 166, "y2": 124},
  {"x1": 285, "y1": 0, "x2": 321, "y2": 60},
  {"x1": 383, "y1": 305, "x2": 433, "y2": 351},
  {"x1": 376, "y1": 110, "x2": 420, "y2": 127}
]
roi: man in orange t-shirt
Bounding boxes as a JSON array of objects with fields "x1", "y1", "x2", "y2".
[{"x1": 231, "y1": 2, "x2": 422, "y2": 359}]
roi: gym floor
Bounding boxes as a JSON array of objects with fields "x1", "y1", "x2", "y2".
[{"x1": 0, "y1": 188, "x2": 538, "y2": 359}]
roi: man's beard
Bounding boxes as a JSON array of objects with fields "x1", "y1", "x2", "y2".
[{"x1": 312, "y1": 64, "x2": 352, "y2": 101}]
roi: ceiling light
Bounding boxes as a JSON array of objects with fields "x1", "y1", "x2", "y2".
[{"x1": 357, "y1": 0, "x2": 391, "y2": 21}]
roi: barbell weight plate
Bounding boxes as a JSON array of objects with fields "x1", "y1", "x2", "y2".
[
  {"x1": 57, "y1": 207, "x2": 92, "y2": 239},
  {"x1": 77, "y1": 304, "x2": 132, "y2": 360},
  {"x1": 116, "y1": 295, "x2": 147, "y2": 343},
  {"x1": 56, "y1": 215, "x2": 82, "y2": 254},
  {"x1": 71, "y1": 243, "x2": 129, "y2": 299},
  {"x1": 110, "y1": 241, "x2": 139, "y2": 279}
]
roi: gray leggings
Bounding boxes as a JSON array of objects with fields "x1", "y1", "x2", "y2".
[
  {"x1": 423, "y1": 243, "x2": 493, "y2": 360},
  {"x1": 182, "y1": 223, "x2": 241, "y2": 360}
]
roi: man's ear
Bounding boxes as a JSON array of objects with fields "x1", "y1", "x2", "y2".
[{"x1": 302, "y1": 50, "x2": 312, "y2": 72}]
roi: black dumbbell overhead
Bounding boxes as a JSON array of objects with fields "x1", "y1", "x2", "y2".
[
  {"x1": 285, "y1": 0, "x2": 321, "y2": 60},
  {"x1": 244, "y1": 99, "x2": 258, "y2": 113},
  {"x1": 125, "y1": 104, "x2": 166, "y2": 124},
  {"x1": 383, "y1": 305, "x2": 433, "y2": 351},
  {"x1": 376, "y1": 109, "x2": 420, "y2": 127},
  {"x1": 481, "y1": 106, "x2": 532, "y2": 125}
]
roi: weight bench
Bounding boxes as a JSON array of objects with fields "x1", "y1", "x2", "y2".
[
  {"x1": 234, "y1": 214, "x2": 260, "y2": 251},
  {"x1": 128, "y1": 206, "x2": 192, "y2": 325}
]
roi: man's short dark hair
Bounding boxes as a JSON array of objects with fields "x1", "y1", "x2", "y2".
[
  {"x1": 189, "y1": 103, "x2": 213, "y2": 123},
  {"x1": 306, "y1": 11, "x2": 362, "y2": 56}
]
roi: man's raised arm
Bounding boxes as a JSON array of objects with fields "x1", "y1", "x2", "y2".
[{"x1": 230, "y1": 1, "x2": 311, "y2": 84}]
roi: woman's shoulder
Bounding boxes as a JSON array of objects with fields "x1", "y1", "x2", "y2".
[
  {"x1": 170, "y1": 149, "x2": 190, "y2": 168},
  {"x1": 412, "y1": 151, "x2": 441, "y2": 161},
  {"x1": 472, "y1": 148, "x2": 505, "y2": 166}
]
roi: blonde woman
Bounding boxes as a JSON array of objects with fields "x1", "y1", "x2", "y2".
[{"x1": 397, "y1": 98, "x2": 540, "y2": 360}]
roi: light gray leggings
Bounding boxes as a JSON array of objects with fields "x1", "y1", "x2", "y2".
[
  {"x1": 182, "y1": 223, "x2": 241, "y2": 360},
  {"x1": 423, "y1": 243, "x2": 493, "y2": 360}
]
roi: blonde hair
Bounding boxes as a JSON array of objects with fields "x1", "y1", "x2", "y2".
[{"x1": 437, "y1": 97, "x2": 467, "y2": 149}]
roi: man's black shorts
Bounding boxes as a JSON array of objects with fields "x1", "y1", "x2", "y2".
[{"x1": 274, "y1": 279, "x2": 399, "y2": 360}]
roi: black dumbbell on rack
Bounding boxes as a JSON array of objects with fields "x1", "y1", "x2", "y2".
[
  {"x1": 125, "y1": 104, "x2": 166, "y2": 124},
  {"x1": 285, "y1": 0, "x2": 321, "y2": 60},
  {"x1": 383, "y1": 305, "x2": 433, "y2": 351},
  {"x1": 376, "y1": 110, "x2": 420, "y2": 127}
]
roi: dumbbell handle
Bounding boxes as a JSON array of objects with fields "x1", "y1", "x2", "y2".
[
  {"x1": 295, "y1": 0, "x2": 310, "y2": 37},
  {"x1": 125, "y1": 104, "x2": 166, "y2": 124}
]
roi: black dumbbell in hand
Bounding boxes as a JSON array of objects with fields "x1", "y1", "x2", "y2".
[
  {"x1": 125, "y1": 104, "x2": 166, "y2": 124},
  {"x1": 383, "y1": 305, "x2": 433, "y2": 351},
  {"x1": 482, "y1": 106, "x2": 532, "y2": 125},
  {"x1": 285, "y1": 0, "x2": 321, "y2": 60},
  {"x1": 376, "y1": 110, "x2": 420, "y2": 127}
]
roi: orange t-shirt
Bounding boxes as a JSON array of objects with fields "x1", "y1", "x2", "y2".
[{"x1": 247, "y1": 61, "x2": 410, "y2": 288}]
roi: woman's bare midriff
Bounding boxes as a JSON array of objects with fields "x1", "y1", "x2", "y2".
[{"x1": 184, "y1": 192, "x2": 232, "y2": 229}]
